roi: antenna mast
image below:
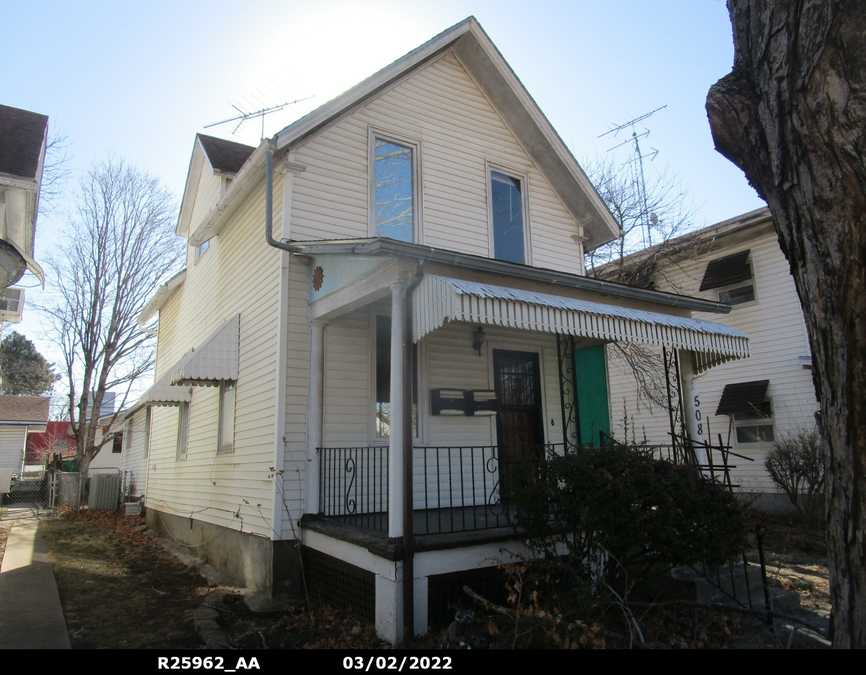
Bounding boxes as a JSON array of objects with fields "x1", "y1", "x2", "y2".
[
  {"x1": 599, "y1": 105, "x2": 667, "y2": 248},
  {"x1": 204, "y1": 96, "x2": 315, "y2": 140}
]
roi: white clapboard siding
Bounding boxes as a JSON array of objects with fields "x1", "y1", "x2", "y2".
[
  {"x1": 607, "y1": 230, "x2": 818, "y2": 493},
  {"x1": 146, "y1": 181, "x2": 283, "y2": 536},
  {"x1": 186, "y1": 169, "x2": 223, "y2": 256},
  {"x1": 0, "y1": 427, "x2": 27, "y2": 471},
  {"x1": 290, "y1": 52, "x2": 584, "y2": 275},
  {"x1": 119, "y1": 409, "x2": 150, "y2": 498}
]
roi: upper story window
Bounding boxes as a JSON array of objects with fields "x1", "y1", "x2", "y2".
[
  {"x1": 700, "y1": 249, "x2": 755, "y2": 306},
  {"x1": 489, "y1": 167, "x2": 528, "y2": 264},
  {"x1": 371, "y1": 133, "x2": 417, "y2": 243}
]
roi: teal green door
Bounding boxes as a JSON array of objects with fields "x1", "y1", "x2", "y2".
[{"x1": 574, "y1": 345, "x2": 611, "y2": 446}]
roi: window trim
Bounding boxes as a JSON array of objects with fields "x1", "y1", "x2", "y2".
[
  {"x1": 486, "y1": 161, "x2": 532, "y2": 265},
  {"x1": 176, "y1": 400, "x2": 190, "y2": 460},
  {"x1": 143, "y1": 408, "x2": 152, "y2": 458},
  {"x1": 217, "y1": 380, "x2": 236, "y2": 455},
  {"x1": 733, "y1": 403, "x2": 776, "y2": 446},
  {"x1": 369, "y1": 310, "x2": 425, "y2": 446},
  {"x1": 368, "y1": 127, "x2": 422, "y2": 244},
  {"x1": 715, "y1": 276, "x2": 758, "y2": 307}
]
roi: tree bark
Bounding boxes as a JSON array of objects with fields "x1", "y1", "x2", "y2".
[{"x1": 707, "y1": 0, "x2": 866, "y2": 648}]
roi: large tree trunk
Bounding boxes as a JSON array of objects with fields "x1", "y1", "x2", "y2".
[{"x1": 706, "y1": 0, "x2": 866, "y2": 648}]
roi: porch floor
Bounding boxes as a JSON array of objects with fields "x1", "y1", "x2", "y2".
[{"x1": 301, "y1": 504, "x2": 521, "y2": 560}]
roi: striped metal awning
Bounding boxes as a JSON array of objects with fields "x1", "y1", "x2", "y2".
[
  {"x1": 412, "y1": 276, "x2": 749, "y2": 374},
  {"x1": 170, "y1": 314, "x2": 240, "y2": 386},
  {"x1": 138, "y1": 369, "x2": 191, "y2": 407}
]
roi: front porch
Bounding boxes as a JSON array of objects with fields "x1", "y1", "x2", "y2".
[{"x1": 292, "y1": 249, "x2": 751, "y2": 643}]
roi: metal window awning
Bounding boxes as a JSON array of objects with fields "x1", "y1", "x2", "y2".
[
  {"x1": 169, "y1": 314, "x2": 240, "y2": 387},
  {"x1": 716, "y1": 380, "x2": 771, "y2": 416},
  {"x1": 700, "y1": 250, "x2": 751, "y2": 291},
  {"x1": 413, "y1": 276, "x2": 750, "y2": 374},
  {"x1": 138, "y1": 369, "x2": 192, "y2": 407}
]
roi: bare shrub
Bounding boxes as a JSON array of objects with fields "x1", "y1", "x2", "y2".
[{"x1": 764, "y1": 428, "x2": 824, "y2": 532}]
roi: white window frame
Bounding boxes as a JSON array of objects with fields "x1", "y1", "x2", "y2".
[
  {"x1": 733, "y1": 400, "x2": 776, "y2": 446},
  {"x1": 368, "y1": 128, "x2": 423, "y2": 244},
  {"x1": 487, "y1": 161, "x2": 532, "y2": 265},
  {"x1": 217, "y1": 380, "x2": 236, "y2": 455},
  {"x1": 714, "y1": 257, "x2": 757, "y2": 307},
  {"x1": 176, "y1": 401, "x2": 190, "y2": 460},
  {"x1": 143, "y1": 407, "x2": 152, "y2": 458},
  {"x1": 369, "y1": 310, "x2": 426, "y2": 446}
]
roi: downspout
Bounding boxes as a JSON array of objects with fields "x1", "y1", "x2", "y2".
[
  {"x1": 402, "y1": 260, "x2": 424, "y2": 642},
  {"x1": 265, "y1": 139, "x2": 303, "y2": 255}
]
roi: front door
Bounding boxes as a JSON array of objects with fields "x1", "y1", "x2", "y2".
[{"x1": 493, "y1": 350, "x2": 545, "y2": 486}]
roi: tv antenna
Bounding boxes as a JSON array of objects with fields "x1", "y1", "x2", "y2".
[
  {"x1": 204, "y1": 96, "x2": 314, "y2": 140},
  {"x1": 599, "y1": 105, "x2": 667, "y2": 248}
]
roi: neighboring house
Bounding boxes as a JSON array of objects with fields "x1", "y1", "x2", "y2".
[
  {"x1": 25, "y1": 420, "x2": 75, "y2": 464},
  {"x1": 125, "y1": 18, "x2": 750, "y2": 642},
  {"x1": 0, "y1": 104, "x2": 47, "y2": 290},
  {"x1": 605, "y1": 207, "x2": 818, "y2": 506},
  {"x1": 0, "y1": 396, "x2": 50, "y2": 473}
]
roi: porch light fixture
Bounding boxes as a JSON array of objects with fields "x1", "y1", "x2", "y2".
[{"x1": 472, "y1": 326, "x2": 485, "y2": 356}]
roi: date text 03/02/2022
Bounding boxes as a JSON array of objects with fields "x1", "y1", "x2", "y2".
[{"x1": 343, "y1": 657, "x2": 453, "y2": 671}]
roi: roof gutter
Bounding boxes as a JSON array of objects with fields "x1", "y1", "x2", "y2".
[{"x1": 290, "y1": 238, "x2": 732, "y2": 315}]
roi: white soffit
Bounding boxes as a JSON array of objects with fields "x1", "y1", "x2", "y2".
[
  {"x1": 170, "y1": 314, "x2": 240, "y2": 386},
  {"x1": 413, "y1": 276, "x2": 750, "y2": 374}
]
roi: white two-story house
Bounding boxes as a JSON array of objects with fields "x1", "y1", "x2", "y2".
[{"x1": 123, "y1": 17, "x2": 750, "y2": 642}]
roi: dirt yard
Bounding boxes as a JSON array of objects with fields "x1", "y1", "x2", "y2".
[{"x1": 22, "y1": 508, "x2": 830, "y2": 649}]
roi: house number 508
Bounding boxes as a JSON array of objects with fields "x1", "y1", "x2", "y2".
[{"x1": 694, "y1": 395, "x2": 703, "y2": 436}]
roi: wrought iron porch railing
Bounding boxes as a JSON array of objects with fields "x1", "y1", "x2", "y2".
[{"x1": 317, "y1": 444, "x2": 566, "y2": 535}]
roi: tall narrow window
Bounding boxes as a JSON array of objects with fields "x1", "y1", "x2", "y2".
[
  {"x1": 143, "y1": 408, "x2": 152, "y2": 457},
  {"x1": 491, "y1": 171, "x2": 525, "y2": 264},
  {"x1": 177, "y1": 401, "x2": 190, "y2": 460},
  {"x1": 218, "y1": 381, "x2": 236, "y2": 454},
  {"x1": 373, "y1": 137, "x2": 414, "y2": 242},
  {"x1": 374, "y1": 315, "x2": 418, "y2": 439}
]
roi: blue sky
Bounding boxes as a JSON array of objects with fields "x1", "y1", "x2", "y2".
[{"x1": 2, "y1": 0, "x2": 764, "y2": 367}]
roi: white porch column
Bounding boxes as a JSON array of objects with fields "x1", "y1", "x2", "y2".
[
  {"x1": 678, "y1": 350, "x2": 708, "y2": 466},
  {"x1": 306, "y1": 320, "x2": 327, "y2": 515},
  {"x1": 388, "y1": 283, "x2": 406, "y2": 539}
]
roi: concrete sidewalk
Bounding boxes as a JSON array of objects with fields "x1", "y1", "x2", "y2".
[{"x1": 0, "y1": 514, "x2": 71, "y2": 649}]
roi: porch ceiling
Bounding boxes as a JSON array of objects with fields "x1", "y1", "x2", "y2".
[{"x1": 413, "y1": 276, "x2": 750, "y2": 373}]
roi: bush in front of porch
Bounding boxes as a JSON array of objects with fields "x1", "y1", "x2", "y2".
[{"x1": 505, "y1": 444, "x2": 748, "y2": 590}]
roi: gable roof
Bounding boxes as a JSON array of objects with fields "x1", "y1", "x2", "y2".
[
  {"x1": 0, "y1": 104, "x2": 49, "y2": 181},
  {"x1": 187, "y1": 17, "x2": 621, "y2": 250},
  {"x1": 197, "y1": 134, "x2": 255, "y2": 174},
  {"x1": 176, "y1": 135, "x2": 256, "y2": 237},
  {"x1": 0, "y1": 395, "x2": 50, "y2": 424}
]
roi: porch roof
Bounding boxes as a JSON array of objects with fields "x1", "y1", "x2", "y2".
[{"x1": 413, "y1": 276, "x2": 750, "y2": 373}]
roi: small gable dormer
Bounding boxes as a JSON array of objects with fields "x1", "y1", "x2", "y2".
[{"x1": 176, "y1": 134, "x2": 254, "y2": 263}]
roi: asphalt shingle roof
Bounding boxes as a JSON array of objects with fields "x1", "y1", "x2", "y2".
[
  {"x1": 0, "y1": 396, "x2": 50, "y2": 423},
  {"x1": 197, "y1": 134, "x2": 255, "y2": 174},
  {"x1": 0, "y1": 104, "x2": 49, "y2": 180}
]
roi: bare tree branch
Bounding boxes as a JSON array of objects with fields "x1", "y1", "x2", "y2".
[{"x1": 37, "y1": 157, "x2": 184, "y2": 473}]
